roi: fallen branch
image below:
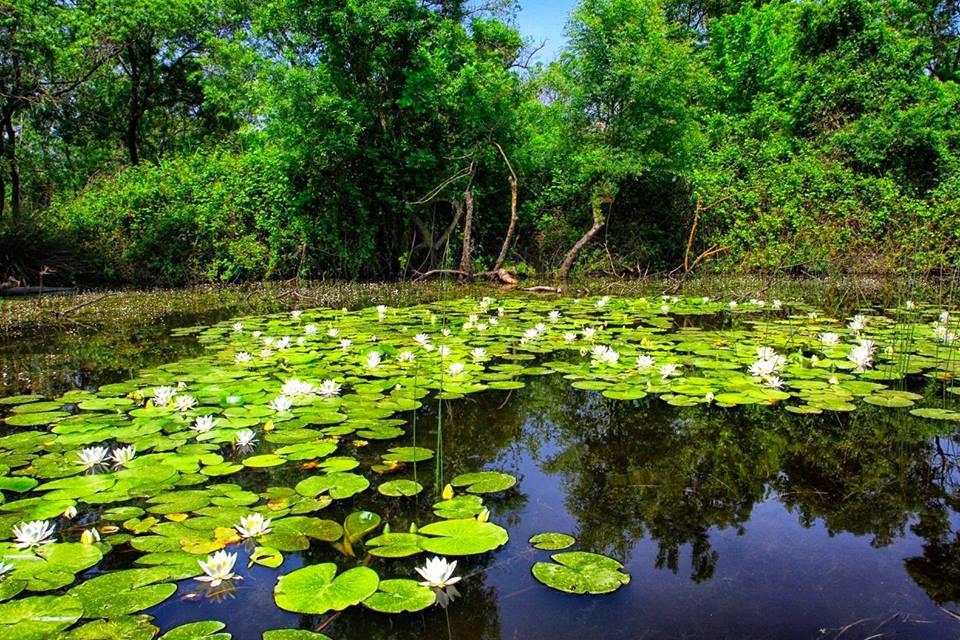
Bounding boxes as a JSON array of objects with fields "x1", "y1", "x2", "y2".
[{"x1": 53, "y1": 293, "x2": 112, "y2": 318}]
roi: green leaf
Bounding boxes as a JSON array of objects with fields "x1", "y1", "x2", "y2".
[
  {"x1": 529, "y1": 532, "x2": 576, "y2": 550},
  {"x1": 363, "y1": 579, "x2": 436, "y2": 613},
  {"x1": 274, "y1": 564, "x2": 379, "y2": 615},
  {"x1": 531, "y1": 551, "x2": 630, "y2": 594}
]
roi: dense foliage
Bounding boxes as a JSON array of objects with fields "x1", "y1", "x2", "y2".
[{"x1": 2, "y1": 0, "x2": 958, "y2": 283}]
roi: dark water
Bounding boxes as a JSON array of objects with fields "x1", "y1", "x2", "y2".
[{"x1": 3, "y1": 316, "x2": 960, "y2": 639}]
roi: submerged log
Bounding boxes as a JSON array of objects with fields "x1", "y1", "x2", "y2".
[{"x1": 0, "y1": 286, "x2": 76, "y2": 297}]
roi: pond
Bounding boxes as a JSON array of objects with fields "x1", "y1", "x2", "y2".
[{"x1": 0, "y1": 293, "x2": 959, "y2": 640}]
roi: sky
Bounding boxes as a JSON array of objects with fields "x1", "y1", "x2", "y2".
[{"x1": 514, "y1": 0, "x2": 579, "y2": 62}]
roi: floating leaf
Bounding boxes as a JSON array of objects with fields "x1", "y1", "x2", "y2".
[
  {"x1": 531, "y1": 551, "x2": 630, "y2": 594},
  {"x1": 529, "y1": 532, "x2": 576, "y2": 550},
  {"x1": 363, "y1": 579, "x2": 436, "y2": 613},
  {"x1": 450, "y1": 471, "x2": 517, "y2": 494},
  {"x1": 274, "y1": 564, "x2": 379, "y2": 615}
]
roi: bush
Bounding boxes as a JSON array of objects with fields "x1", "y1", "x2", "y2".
[{"x1": 53, "y1": 147, "x2": 306, "y2": 285}]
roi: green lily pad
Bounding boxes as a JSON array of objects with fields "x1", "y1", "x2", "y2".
[
  {"x1": 450, "y1": 471, "x2": 517, "y2": 494},
  {"x1": 378, "y1": 480, "x2": 424, "y2": 497},
  {"x1": 531, "y1": 551, "x2": 630, "y2": 595},
  {"x1": 274, "y1": 564, "x2": 379, "y2": 615},
  {"x1": 363, "y1": 578, "x2": 436, "y2": 613},
  {"x1": 529, "y1": 532, "x2": 576, "y2": 550}
]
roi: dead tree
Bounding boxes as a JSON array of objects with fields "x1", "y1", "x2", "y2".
[{"x1": 557, "y1": 190, "x2": 614, "y2": 280}]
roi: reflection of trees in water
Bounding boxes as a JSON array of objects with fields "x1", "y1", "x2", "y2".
[{"x1": 509, "y1": 375, "x2": 960, "y2": 600}]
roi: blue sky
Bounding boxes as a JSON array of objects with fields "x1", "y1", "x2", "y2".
[{"x1": 514, "y1": 0, "x2": 578, "y2": 62}]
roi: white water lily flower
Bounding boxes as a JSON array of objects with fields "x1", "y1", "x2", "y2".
[
  {"x1": 281, "y1": 379, "x2": 315, "y2": 396},
  {"x1": 414, "y1": 333, "x2": 431, "y2": 346},
  {"x1": 660, "y1": 305, "x2": 670, "y2": 313},
  {"x1": 596, "y1": 296, "x2": 610, "y2": 308},
  {"x1": 772, "y1": 299, "x2": 783, "y2": 310},
  {"x1": 173, "y1": 395, "x2": 197, "y2": 412},
  {"x1": 291, "y1": 310, "x2": 302, "y2": 319},
  {"x1": 582, "y1": 327, "x2": 596, "y2": 340},
  {"x1": 548, "y1": 310, "x2": 561, "y2": 321},
  {"x1": 80, "y1": 528, "x2": 100, "y2": 545},
  {"x1": 479, "y1": 297, "x2": 493, "y2": 309},
  {"x1": 820, "y1": 332, "x2": 840, "y2": 346},
  {"x1": 940, "y1": 311, "x2": 951, "y2": 324},
  {"x1": 0, "y1": 561, "x2": 13, "y2": 580},
  {"x1": 497, "y1": 307, "x2": 505, "y2": 317},
  {"x1": 365, "y1": 352, "x2": 383, "y2": 369},
  {"x1": 232, "y1": 322, "x2": 243, "y2": 332},
  {"x1": 534, "y1": 323, "x2": 546, "y2": 334},
  {"x1": 659, "y1": 364, "x2": 679, "y2": 379},
  {"x1": 152, "y1": 386, "x2": 177, "y2": 407},
  {"x1": 756, "y1": 346, "x2": 777, "y2": 360},
  {"x1": 848, "y1": 315, "x2": 867, "y2": 332},
  {"x1": 235, "y1": 352, "x2": 252, "y2": 364},
  {"x1": 847, "y1": 344, "x2": 874, "y2": 372},
  {"x1": 523, "y1": 328, "x2": 539, "y2": 341},
  {"x1": 196, "y1": 550, "x2": 241, "y2": 587},
  {"x1": 110, "y1": 445, "x2": 136, "y2": 468},
  {"x1": 470, "y1": 348, "x2": 487, "y2": 362},
  {"x1": 858, "y1": 339, "x2": 877, "y2": 353},
  {"x1": 476, "y1": 322, "x2": 488, "y2": 332},
  {"x1": 416, "y1": 556, "x2": 461, "y2": 589},
  {"x1": 600, "y1": 349, "x2": 619, "y2": 365},
  {"x1": 234, "y1": 429, "x2": 258, "y2": 448},
  {"x1": 13, "y1": 520, "x2": 55, "y2": 549},
  {"x1": 636, "y1": 354, "x2": 655, "y2": 369},
  {"x1": 192, "y1": 415, "x2": 219, "y2": 434},
  {"x1": 397, "y1": 351, "x2": 416, "y2": 363},
  {"x1": 765, "y1": 376, "x2": 784, "y2": 389},
  {"x1": 437, "y1": 346, "x2": 452, "y2": 358},
  {"x1": 318, "y1": 379, "x2": 342, "y2": 398},
  {"x1": 63, "y1": 506, "x2": 78, "y2": 519},
  {"x1": 275, "y1": 336, "x2": 292, "y2": 350},
  {"x1": 564, "y1": 332, "x2": 577, "y2": 343},
  {"x1": 252, "y1": 330, "x2": 262, "y2": 338},
  {"x1": 905, "y1": 300, "x2": 914, "y2": 310},
  {"x1": 236, "y1": 513, "x2": 272, "y2": 539},
  {"x1": 705, "y1": 392, "x2": 715, "y2": 403},
  {"x1": 340, "y1": 338, "x2": 353, "y2": 350},
  {"x1": 296, "y1": 337, "x2": 306, "y2": 346},
  {"x1": 77, "y1": 446, "x2": 110, "y2": 469},
  {"x1": 268, "y1": 396, "x2": 293, "y2": 412},
  {"x1": 729, "y1": 301, "x2": 738, "y2": 309},
  {"x1": 489, "y1": 317, "x2": 499, "y2": 326},
  {"x1": 448, "y1": 363, "x2": 465, "y2": 376},
  {"x1": 260, "y1": 348, "x2": 274, "y2": 358},
  {"x1": 263, "y1": 336, "x2": 275, "y2": 346},
  {"x1": 750, "y1": 355, "x2": 786, "y2": 378},
  {"x1": 304, "y1": 324, "x2": 318, "y2": 336},
  {"x1": 441, "y1": 328, "x2": 451, "y2": 337},
  {"x1": 327, "y1": 328, "x2": 340, "y2": 338}
]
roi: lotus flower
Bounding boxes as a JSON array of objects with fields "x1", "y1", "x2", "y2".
[
  {"x1": 13, "y1": 520, "x2": 55, "y2": 549},
  {"x1": 416, "y1": 556, "x2": 461, "y2": 589},
  {"x1": 636, "y1": 354, "x2": 655, "y2": 369},
  {"x1": 234, "y1": 429, "x2": 258, "y2": 448},
  {"x1": 110, "y1": 445, "x2": 136, "y2": 468},
  {"x1": 196, "y1": 551, "x2": 241, "y2": 587},
  {"x1": 80, "y1": 528, "x2": 100, "y2": 545},
  {"x1": 318, "y1": 379, "x2": 342, "y2": 398},
  {"x1": 192, "y1": 415, "x2": 219, "y2": 434},
  {"x1": 152, "y1": 386, "x2": 177, "y2": 407},
  {"x1": 77, "y1": 446, "x2": 110, "y2": 469},
  {"x1": 269, "y1": 396, "x2": 293, "y2": 412},
  {"x1": 236, "y1": 513, "x2": 272, "y2": 539},
  {"x1": 173, "y1": 395, "x2": 197, "y2": 412}
]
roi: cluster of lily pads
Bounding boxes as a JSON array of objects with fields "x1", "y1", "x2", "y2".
[{"x1": 0, "y1": 294, "x2": 958, "y2": 637}]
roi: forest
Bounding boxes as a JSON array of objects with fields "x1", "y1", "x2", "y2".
[{"x1": 1, "y1": 0, "x2": 958, "y2": 285}]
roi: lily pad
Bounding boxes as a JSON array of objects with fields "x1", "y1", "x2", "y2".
[
  {"x1": 274, "y1": 564, "x2": 379, "y2": 615},
  {"x1": 531, "y1": 551, "x2": 630, "y2": 595}
]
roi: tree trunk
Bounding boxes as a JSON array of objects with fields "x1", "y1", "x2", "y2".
[
  {"x1": 458, "y1": 188, "x2": 474, "y2": 276},
  {"x1": 557, "y1": 200, "x2": 606, "y2": 280},
  {"x1": 493, "y1": 174, "x2": 518, "y2": 272},
  {"x1": 2, "y1": 111, "x2": 19, "y2": 217}
]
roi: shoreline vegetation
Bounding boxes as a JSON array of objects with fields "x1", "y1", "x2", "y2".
[
  {"x1": 2, "y1": 274, "x2": 957, "y2": 340},
  {"x1": 2, "y1": 0, "x2": 958, "y2": 287}
]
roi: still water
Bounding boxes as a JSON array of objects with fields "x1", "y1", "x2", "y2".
[{"x1": 1, "y1": 300, "x2": 959, "y2": 640}]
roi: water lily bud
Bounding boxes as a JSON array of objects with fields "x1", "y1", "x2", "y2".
[
  {"x1": 442, "y1": 484, "x2": 454, "y2": 501},
  {"x1": 80, "y1": 528, "x2": 100, "y2": 545},
  {"x1": 383, "y1": 523, "x2": 391, "y2": 534},
  {"x1": 477, "y1": 509, "x2": 490, "y2": 523},
  {"x1": 63, "y1": 506, "x2": 78, "y2": 519},
  {"x1": 263, "y1": 420, "x2": 274, "y2": 433},
  {"x1": 100, "y1": 525, "x2": 120, "y2": 534},
  {"x1": 828, "y1": 376, "x2": 839, "y2": 385}
]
